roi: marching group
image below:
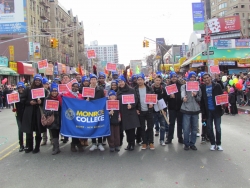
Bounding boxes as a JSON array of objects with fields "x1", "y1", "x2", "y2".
[{"x1": 6, "y1": 70, "x2": 227, "y2": 155}]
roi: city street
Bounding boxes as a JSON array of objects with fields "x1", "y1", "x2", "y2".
[{"x1": 0, "y1": 109, "x2": 250, "y2": 188}]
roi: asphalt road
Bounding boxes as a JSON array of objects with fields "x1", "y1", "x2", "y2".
[{"x1": 0, "y1": 109, "x2": 250, "y2": 188}]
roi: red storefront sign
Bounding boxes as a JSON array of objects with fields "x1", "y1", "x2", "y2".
[
  {"x1": 17, "y1": 62, "x2": 36, "y2": 75},
  {"x1": 45, "y1": 64, "x2": 53, "y2": 75}
]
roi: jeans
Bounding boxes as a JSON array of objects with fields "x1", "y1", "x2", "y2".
[
  {"x1": 154, "y1": 115, "x2": 160, "y2": 132},
  {"x1": 138, "y1": 111, "x2": 154, "y2": 144},
  {"x1": 182, "y1": 114, "x2": 198, "y2": 146},
  {"x1": 207, "y1": 110, "x2": 222, "y2": 145},
  {"x1": 153, "y1": 112, "x2": 169, "y2": 141},
  {"x1": 168, "y1": 110, "x2": 183, "y2": 141}
]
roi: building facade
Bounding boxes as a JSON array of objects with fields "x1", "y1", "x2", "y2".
[{"x1": 210, "y1": 0, "x2": 250, "y2": 37}]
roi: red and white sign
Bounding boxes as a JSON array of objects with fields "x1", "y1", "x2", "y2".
[
  {"x1": 145, "y1": 94, "x2": 157, "y2": 104},
  {"x1": 210, "y1": 65, "x2": 220, "y2": 74},
  {"x1": 237, "y1": 63, "x2": 250, "y2": 68},
  {"x1": 165, "y1": 84, "x2": 178, "y2": 95},
  {"x1": 7, "y1": 92, "x2": 20, "y2": 104},
  {"x1": 122, "y1": 94, "x2": 135, "y2": 104},
  {"x1": 66, "y1": 79, "x2": 77, "y2": 91},
  {"x1": 82, "y1": 87, "x2": 95, "y2": 98},
  {"x1": 58, "y1": 84, "x2": 68, "y2": 93},
  {"x1": 106, "y1": 62, "x2": 117, "y2": 71},
  {"x1": 31, "y1": 88, "x2": 45, "y2": 99},
  {"x1": 215, "y1": 94, "x2": 228, "y2": 105},
  {"x1": 204, "y1": 35, "x2": 211, "y2": 44},
  {"x1": 207, "y1": 16, "x2": 241, "y2": 34},
  {"x1": 186, "y1": 81, "x2": 199, "y2": 91},
  {"x1": 37, "y1": 59, "x2": 48, "y2": 69},
  {"x1": 106, "y1": 100, "x2": 119, "y2": 110},
  {"x1": 45, "y1": 100, "x2": 59, "y2": 111},
  {"x1": 87, "y1": 50, "x2": 96, "y2": 59}
]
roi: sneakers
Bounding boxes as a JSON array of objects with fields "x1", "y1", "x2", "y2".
[
  {"x1": 149, "y1": 143, "x2": 155, "y2": 150},
  {"x1": 184, "y1": 145, "x2": 189, "y2": 150},
  {"x1": 210, "y1": 145, "x2": 216, "y2": 151},
  {"x1": 155, "y1": 131, "x2": 159, "y2": 136},
  {"x1": 217, "y1": 145, "x2": 223, "y2": 151},
  {"x1": 89, "y1": 144, "x2": 97, "y2": 151},
  {"x1": 141, "y1": 144, "x2": 147, "y2": 150},
  {"x1": 98, "y1": 144, "x2": 105, "y2": 151},
  {"x1": 160, "y1": 140, "x2": 165, "y2": 146},
  {"x1": 165, "y1": 140, "x2": 172, "y2": 144},
  {"x1": 201, "y1": 137, "x2": 205, "y2": 143},
  {"x1": 190, "y1": 145, "x2": 197, "y2": 150},
  {"x1": 110, "y1": 148, "x2": 115, "y2": 152},
  {"x1": 196, "y1": 133, "x2": 200, "y2": 137}
]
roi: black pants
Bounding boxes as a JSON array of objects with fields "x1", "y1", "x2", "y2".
[
  {"x1": 135, "y1": 127, "x2": 141, "y2": 142},
  {"x1": 138, "y1": 111, "x2": 154, "y2": 144},
  {"x1": 119, "y1": 122, "x2": 124, "y2": 145},
  {"x1": 16, "y1": 118, "x2": 23, "y2": 146},
  {"x1": 92, "y1": 137, "x2": 102, "y2": 144},
  {"x1": 50, "y1": 129, "x2": 60, "y2": 139},
  {"x1": 125, "y1": 128, "x2": 135, "y2": 144},
  {"x1": 72, "y1": 138, "x2": 80, "y2": 145},
  {"x1": 168, "y1": 110, "x2": 183, "y2": 141}
]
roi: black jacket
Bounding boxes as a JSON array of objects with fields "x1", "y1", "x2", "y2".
[
  {"x1": 134, "y1": 84, "x2": 154, "y2": 112},
  {"x1": 166, "y1": 81, "x2": 183, "y2": 111},
  {"x1": 151, "y1": 84, "x2": 168, "y2": 112},
  {"x1": 87, "y1": 86, "x2": 105, "y2": 101},
  {"x1": 15, "y1": 92, "x2": 26, "y2": 122},
  {"x1": 110, "y1": 110, "x2": 119, "y2": 125},
  {"x1": 200, "y1": 82, "x2": 223, "y2": 119}
]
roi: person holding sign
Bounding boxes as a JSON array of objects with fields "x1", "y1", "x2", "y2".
[
  {"x1": 107, "y1": 90, "x2": 121, "y2": 152},
  {"x1": 134, "y1": 73, "x2": 155, "y2": 150},
  {"x1": 12, "y1": 82, "x2": 26, "y2": 152},
  {"x1": 117, "y1": 75, "x2": 140, "y2": 151},
  {"x1": 181, "y1": 72, "x2": 202, "y2": 151},
  {"x1": 200, "y1": 73, "x2": 224, "y2": 151},
  {"x1": 43, "y1": 83, "x2": 62, "y2": 155},
  {"x1": 98, "y1": 72, "x2": 111, "y2": 91},
  {"x1": 21, "y1": 74, "x2": 49, "y2": 154},
  {"x1": 166, "y1": 72, "x2": 184, "y2": 144}
]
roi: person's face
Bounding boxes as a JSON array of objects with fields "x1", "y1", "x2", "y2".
[
  {"x1": 215, "y1": 74, "x2": 220, "y2": 80},
  {"x1": 109, "y1": 95, "x2": 116, "y2": 100},
  {"x1": 51, "y1": 90, "x2": 58, "y2": 97},
  {"x1": 171, "y1": 75, "x2": 177, "y2": 83},
  {"x1": 111, "y1": 83, "x2": 117, "y2": 90},
  {"x1": 166, "y1": 79, "x2": 170, "y2": 84},
  {"x1": 137, "y1": 78, "x2": 144, "y2": 86},
  {"x1": 76, "y1": 75, "x2": 81, "y2": 83},
  {"x1": 154, "y1": 78, "x2": 161, "y2": 86},
  {"x1": 113, "y1": 75, "x2": 118, "y2": 80},
  {"x1": 62, "y1": 76, "x2": 70, "y2": 84},
  {"x1": 119, "y1": 80, "x2": 125, "y2": 88},
  {"x1": 189, "y1": 76, "x2": 196, "y2": 82},
  {"x1": 90, "y1": 78, "x2": 97, "y2": 86},
  {"x1": 35, "y1": 79, "x2": 41, "y2": 86},
  {"x1": 203, "y1": 75, "x2": 212, "y2": 85},
  {"x1": 71, "y1": 84, "x2": 79, "y2": 92},
  {"x1": 43, "y1": 83, "x2": 49, "y2": 89},
  {"x1": 83, "y1": 81, "x2": 89, "y2": 87},
  {"x1": 18, "y1": 87, "x2": 24, "y2": 93},
  {"x1": 99, "y1": 77, "x2": 105, "y2": 84}
]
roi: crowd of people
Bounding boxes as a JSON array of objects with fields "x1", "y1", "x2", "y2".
[{"x1": 3, "y1": 68, "x2": 250, "y2": 155}]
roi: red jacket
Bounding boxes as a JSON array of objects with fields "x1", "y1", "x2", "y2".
[{"x1": 63, "y1": 92, "x2": 84, "y2": 100}]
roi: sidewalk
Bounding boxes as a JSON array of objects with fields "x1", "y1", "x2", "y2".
[{"x1": 237, "y1": 105, "x2": 250, "y2": 114}]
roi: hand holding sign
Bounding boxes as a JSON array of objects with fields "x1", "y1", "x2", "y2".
[
  {"x1": 210, "y1": 66, "x2": 220, "y2": 74},
  {"x1": 145, "y1": 94, "x2": 157, "y2": 104},
  {"x1": 186, "y1": 81, "x2": 199, "y2": 91},
  {"x1": 31, "y1": 88, "x2": 45, "y2": 99},
  {"x1": 37, "y1": 59, "x2": 48, "y2": 69},
  {"x1": 45, "y1": 100, "x2": 59, "y2": 111},
  {"x1": 106, "y1": 62, "x2": 117, "y2": 71},
  {"x1": 165, "y1": 84, "x2": 178, "y2": 95},
  {"x1": 82, "y1": 88, "x2": 95, "y2": 98},
  {"x1": 215, "y1": 94, "x2": 228, "y2": 105},
  {"x1": 7, "y1": 93, "x2": 20, "y2": 104},
  {"x1": 122, "y1": 94, "x2": 135, "y2": 104},
  {"x1": 58, "y1": 84, "x2": 68, "y2": 93},
  {"x1": 106, "y1": 100, "x2": 119, "y2": 110}
]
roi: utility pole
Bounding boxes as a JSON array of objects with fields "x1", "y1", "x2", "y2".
[{"x1": 204, "y1": 0, "x2": 210, "y2": 72}]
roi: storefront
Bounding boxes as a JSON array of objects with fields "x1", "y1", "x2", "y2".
[
  {"x1": 8, "y1": 62, "x2": 19, "y2": 85},
  {"x1": 0, "y1": 57, "x2": 19, "y2": 86},
  {"x1": 17, "y1": 62, "x2": 36, "y2": 84}
]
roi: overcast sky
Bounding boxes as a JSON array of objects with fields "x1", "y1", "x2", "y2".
[{"x1": 59, "y1": 0, "x2": 197, "y2": 65}]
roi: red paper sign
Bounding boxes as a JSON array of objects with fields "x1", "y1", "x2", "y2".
[
  {"x1": 122, "y1": 94, "x2": 135, "y2": 104},
  {"x1": 210, "y1": 66, "x2": 220, "y2": 74},
  {"x1": 66, "y1": 79, "x2": 77, "y2": 91},
  {"x1": 186, "y1": 81, "x2": 199, "y2": 91},
  {"x1": 165, "y1": 84, "x2": 178, "y2": 95},
  {"x1": 82, "y1": 87, "x2": 95, "y2": 98},
  {"x1": 7, "y1": 92, "x2": 20, "y2": 104},
  {"x1": 106, "y1": 100, "x2": 119, "y2": 110},
  {"x1": 106, "y1": 63, "x2": 117, "y2": 71},
  {"x1": 45, "y1": 100, "x2": 59, "y2": 111},
  {"x1": 37, "y1": 59, "x2": 48, "y2": 69},
  {"x1": 215, "y1": 94, "x2": 228, "y2": 105},
  {"x1": 31, "y1": 88, "x2": 45, "y2": 99},
  {"x1": 145, "y1": 94, "x2": 157, "y2": 104},
  {"x1": 87, "y1": 50, "x2": 96, "y2": 59},
  {"x1": 58, "y1": 84, "x2": 68, "y2": 93}
]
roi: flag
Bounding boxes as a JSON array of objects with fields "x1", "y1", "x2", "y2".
[
  {"x1": 78, "y1": 63, "x2": 83, "y2": 76},
  {"x1": 61, "y1": 97, "x2": 110, "y2": 138},
  {"x1": 136, "y1": 66, "x2": 140, "y2": 74}
]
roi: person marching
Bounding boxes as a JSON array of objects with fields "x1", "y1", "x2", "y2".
[
  {"x1": 134, "y1": 73, "x2": 155, "y2": 150},
  {"x1": 43, "y1": 83, "x2": 62, "y2": 155},
  {"x1": 107, "y1": 90, "x2": 121, "y2": 152},
  {"x1": 117, "y1": 75, "x2": 140, "y2": 151},
  {"x1": 21, "y1": 74, "x2": 49, "y2": 154},
  {"x1": 181, "y1": 72, "x2": 202, "y2": 151}
]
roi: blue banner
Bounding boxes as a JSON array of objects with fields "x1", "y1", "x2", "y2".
[
  {"x1": 61, "y1": 97, "x2": 110, "y2": 138},
  {"x1": 213, "y1": 39, "x2": 232, "y2": 49},
  {"x1": 192, "y1": 2, "x2": 205, "y2": 34}
]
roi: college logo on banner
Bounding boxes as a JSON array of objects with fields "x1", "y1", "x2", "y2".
[{"x1": 61, "y1": 97, "x2": 110, "y2": 138}]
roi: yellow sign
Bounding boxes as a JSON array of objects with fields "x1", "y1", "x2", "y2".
[
  {"x1": 238, "y1": 58, "x2": 250, "y2": 64},
  {"x1": 9, "y1": 46, "x2": 14, "y2": 61},
  {"x1": 9, "y1": 62, "x2": 17, "y2": 72}
]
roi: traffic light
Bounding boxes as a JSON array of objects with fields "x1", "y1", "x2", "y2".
[
  {"x1": 143, "y1": 40, "x2": 146, "y2": 47},
  {"x1": 145, "y1": 40, "x2": 149, "y2": 47},
  {"x1": 50, "y1": 38, "x2": 54, "y2": 48},
  {"x1": 54, "y1": 39, "x2": 58, "y2": 48}
]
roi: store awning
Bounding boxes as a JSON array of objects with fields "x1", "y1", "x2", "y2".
[
  {"x1": 181, "y1": 53, "x2": 202, "y2": 67},
  {"x1": 0, "y1": 66, "x2": 19, "y2": 76},
  {"x1": 191, "y1": 48, "x2": 250, "y2": 63},
  {"x1": 17, "y1": 62, "x2": 36, "y2": 75}
]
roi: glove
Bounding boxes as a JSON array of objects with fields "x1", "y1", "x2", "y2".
[{"x1": 12, "y1": 108, "x2": 17, "y2": 112}]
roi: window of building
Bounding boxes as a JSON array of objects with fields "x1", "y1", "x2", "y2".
[
  {"x1": 219, "y1": 11, "x2": 227, "y2": 17},
  {"x1": 243, "y1": 13, "x2": 245, "y2": 17},
  {"x1": 243, "y1": 29, "x2": 245, "y2": 34},
  {"x1": 211, "y1": 1, "x2": 215, "y2": 6},
  {"x1": 241, "y1": 5, "x2": 245, "y2": 8},
  {"x1": 219, "y1": 3, "x2": 227, "y2": 9},
  {"x1": 234, "y1": 12, "x2": 239, "y2": 15}
]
